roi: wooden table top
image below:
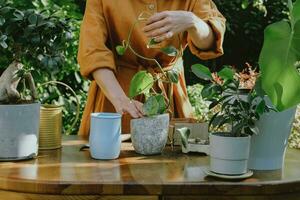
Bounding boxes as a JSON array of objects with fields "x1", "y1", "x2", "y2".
[{"x1": 0, "y1": 135, "x2": 300, "y2": 196}]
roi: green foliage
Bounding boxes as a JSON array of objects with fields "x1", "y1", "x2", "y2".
[
  {"x1": 259, "y1": 0, "x2": 300, "y2": 111},
  {"x1": 192, "y1": 65, "x2": 270, "y2": 137},
  {"x1": 0, "y1": 0, "x2": 86, "y2": 134},
  {"x1": 184, "y1": 0, "x2": 290, "y2": 85},
  {"x1": 117, "y1": 12, "x2": 182, "y2": 117},
  {"x1": 129, "y1": 71, "x2": 154, "y2": 99},
  {"x1": 187, "y1": 84, "x2": 215, "y2": 122}
]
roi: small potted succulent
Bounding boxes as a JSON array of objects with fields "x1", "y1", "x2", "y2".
[
  {"x1": 0, "y1": 3, "x2": 71, "y2": 160},
  {"x1": 190, "y1": 64, "x2": 270, "y2": 175},
  {"x1": 116, "y1": 12, "x2": 181, "y2": 155}
]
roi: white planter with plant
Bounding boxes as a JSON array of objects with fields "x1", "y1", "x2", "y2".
[
  {"x1": 115, "y1": 12, "x2": 182, "y2": 155},
  {"x1": 248, "y1": 0, "x2": 300, "y2": 170},
  {"x1": 191, "y1": 64, "x2": 269, "y2": 175},
  {"x1": 0, "y1": 4, "x2": 71, "y2": 160}
]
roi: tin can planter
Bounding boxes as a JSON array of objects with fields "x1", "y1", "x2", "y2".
[
  {"x1": 0, "y1": 102, "x2": 40, "y2": 160},
  {"x1": 39, "y1": 105, "x2": 63, "y2": 150},
  {"x1": 209, "y1": 132, "x2": 251, "y2": 175},
  {"x1": 131, "y1": 113, "x2": 169, "y2": 155}
]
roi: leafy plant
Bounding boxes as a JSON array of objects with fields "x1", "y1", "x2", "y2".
[
  {"x1": 191, "y1": 64, "x2": 271, "y2": 137},
  {"x1": 259, "y1": 0, "x2": 300, "y2": 111},
  {"x1": 115, "y1": 12, "x2": 182, "y2": 116},
  {"x1": 0, "y1": 2, "x2": 72, "y2": 104}
]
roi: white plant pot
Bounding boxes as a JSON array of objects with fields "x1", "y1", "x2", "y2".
[
  {"x1": 0, "y1": 103, "x2": 40, "y2": 160},
  {"x1": 249, "y1": 106, "x2": 296, "y2": 170},
  {"x1": 209, "y1": 133, "x2": 251, "y2": 175},
  {"x1": 131, "y1": 113, "x2": 169, "y2": 155}
]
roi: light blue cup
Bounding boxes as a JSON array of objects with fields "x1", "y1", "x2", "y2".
[{"x1": 89, "y1": 113, "x2": 122, "y2": 160}]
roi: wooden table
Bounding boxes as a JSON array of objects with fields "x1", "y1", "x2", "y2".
[{"x1": 0, "y1": 136, "x2": 300, "y2": 200}]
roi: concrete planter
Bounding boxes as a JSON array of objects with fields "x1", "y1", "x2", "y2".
[
  {"x1": 209, "y1": 133, "x2": 251, "y2": 175},
  {"x1": 0, "y1": 102, "x2": 40, "y2": 160},
  {"x1": 131, "y1": 113, "x2": 169, "y2": 155}
]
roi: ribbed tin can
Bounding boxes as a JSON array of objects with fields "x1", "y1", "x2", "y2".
[{"x1": 39, "y1": 105, "x2": 63, "y2": 150}]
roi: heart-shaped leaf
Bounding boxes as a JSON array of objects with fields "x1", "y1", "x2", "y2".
[
  {"x1": 154, "y1": 94, "x2": 167, "y2": 114},
  {"x1": 161, "y1": 46, "x2": 177, "y2": 57},
  {"x1": 143, "y1": 95, "x2": 159, "y2": 116},
  {"x1": 116, "y1": 45, "x2": 126, "y2": 56},
  {"x1": 259, "y1": 0, "x2": 300, "y2": 111},
  {"x1": 129, "y1": 71, "x2": 154, "y2": 98},
  {"x1": 147, "y1": 38, "x2": 160, "y2": 48}
]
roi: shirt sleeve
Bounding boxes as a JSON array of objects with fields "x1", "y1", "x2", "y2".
[
  {"x1": 77, "y1": 0, "x2": 116, "y2": 80},
  {"x1": 187, "y1": 0, "x2": 226, "y2": 60}
]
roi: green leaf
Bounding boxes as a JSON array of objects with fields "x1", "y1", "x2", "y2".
[
  {"x1": 160, "y1": 46, "x2": 177, "y2": 57},
  {"x1": 167, "y1": 70, "x2": 179, "y2": 83},
  {"x1": 116, "y1": 45, "x2": 126, "y2": 56},
  {"x1": 28, "y1": 14, "x2": 38, "y2": 25},
  {"x1": 0, "y1": 17, "x2": 5, "y2": 26},
  {"x1": 241, "y1": 0, "x2": 249, "y2": 9},
  {"x1": 129, "y1": 71, "x2": 154, "y2": 98},
  {"x1": 147, "y1": 38, "x2": 160, "y2": 48},
  {"x1": 249, "y1": 124, "x2": 259, "y2": 135},
  {"x1": 177, "y1": 127, "x2": 190, "y2": 149},
  {"x1": 217, "y1": 66, "x2": 234, "y2": 81},
  {"x1": 259, "y1": 0, "x2": 300, "y2": 111},
  {"x1": 143, "y1": 95, "x2": 159, "y2": 116},
  {"x1": 191, "y1": 64, "x2": 212, "y2": 81},
  {"x1": 255, "y1": 99, "x2": 266, "y2": 115},
  {"x1": 154, "y1": 94, "x2": 167, "y2": 114}
]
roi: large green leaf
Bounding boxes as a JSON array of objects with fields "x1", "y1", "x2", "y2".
[
  {"x1": 177, "y1": 127, "x2": 190, "y2": 149},
  {"x1": 143, "y1": 95, "x2": 159, "y2": 116},
  {"x1": 191, "y1": 64, "x2": 212, "y2": 81},
  {"x1": 129, "y1": 71, "x2": 154, "y2": 98},
  {"x1": 259, "y1": 0, "x2": 300, "y2": 111}
]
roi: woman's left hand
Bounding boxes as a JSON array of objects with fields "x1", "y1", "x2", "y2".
[{"x1": 143, "y1": 11, "x2": 195, "y2": 43}]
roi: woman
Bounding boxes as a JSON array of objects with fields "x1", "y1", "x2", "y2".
[{"x1": 78, "y1": 0, "x2": 226, "y2": 137}]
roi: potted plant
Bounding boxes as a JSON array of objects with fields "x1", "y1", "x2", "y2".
[
  {"x1": 248, "y1": 0, "x2": 300, "y2": 170},
  {"x1": 190, "y1": 64, "x2": 269, "y2": 175},
  {"x1": 115, "y1": 12, "x2": 181, "y2": 155},
  {"x1": 0, "y1": 3, "x2": 71, "y2": 160}
]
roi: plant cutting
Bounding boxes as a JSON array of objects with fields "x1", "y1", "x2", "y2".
[
  {"x1": 0, "y1": 3, "x2": 71, "y2": 160},
  {"x1": 189, "y1": 64, "x2": 269, "y2": 175},
  {"x1": 248, "y1": 0, "x2": 300, "y2": 170},
  {"x1": 115, "y1": 12, "x2": 182, "y2": 155}
]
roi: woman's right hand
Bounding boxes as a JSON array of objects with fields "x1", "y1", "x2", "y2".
[
  {"x1": 113, "y1": 97, "x2": 144, "y2": 118},
  {"x1": 93, "y1": 68, "x2": 144, "y2": 119}
]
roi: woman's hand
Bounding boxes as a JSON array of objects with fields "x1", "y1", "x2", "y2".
[
  {"x1": 93, "y1": 68, "x2": 144, "y2": 119},
  {"x1": 143, "y1": 11, "x2": 195, "y2": 43},
  {"x1": 114, "y1": 97, "x2": 144, "y2": 118}
]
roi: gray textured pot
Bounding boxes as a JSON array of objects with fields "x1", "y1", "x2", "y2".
[
  {"x1": 0, "y1": 102, "x2": 40, "y2": 160},
  {"x1": 210, "y1": 133, "x2": 251, "y2": 175},
  {"x1": 131, "y1": 113, "x2": 169, "y2": 155}
]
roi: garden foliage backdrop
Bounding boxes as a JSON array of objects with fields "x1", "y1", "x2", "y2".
[{"x1": 1, "y1": 0, "x2": 298, "y2": 144}]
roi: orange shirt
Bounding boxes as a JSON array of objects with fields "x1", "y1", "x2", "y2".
[{"x1": 78, "y1": 0, "x2": 226, "y2": 137}]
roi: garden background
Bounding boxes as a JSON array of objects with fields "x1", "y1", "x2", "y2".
[{"x1": 1, "y1": 0, "x2": 299, "y2": 147}]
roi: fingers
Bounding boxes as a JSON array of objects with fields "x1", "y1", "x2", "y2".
[
  {"x1": 154, "y1": 31, "x2": 174, "y2": 43},
  {"x1": 144, "y1": 25, "x2": 172, "y2": 38},
  {"x1": 146, "y1": 11, "x2": 168, "y2": 25},
  {"x1": 123, "y1": 100, "x2": 144, "y2": 119},
  {"x1": 133, "y1": 100, "x2": 144, "y2": 117},
  {"x1": 143, "y1": 18, "x2": 169, "y2": 33}
]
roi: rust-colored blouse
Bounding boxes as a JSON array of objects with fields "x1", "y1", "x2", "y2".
[{"x1": 78, "y1": 0, "x2": 226, "y2": 137}]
